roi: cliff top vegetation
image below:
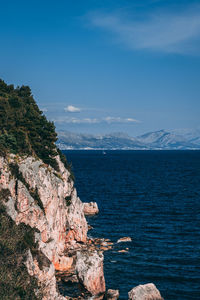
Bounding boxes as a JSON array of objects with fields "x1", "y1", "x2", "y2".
[{"x1": 0, "y1": 79, "x2": 70, "y2": 172}]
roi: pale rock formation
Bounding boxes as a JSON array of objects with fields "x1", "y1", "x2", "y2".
[
  {"x1": 76, "y1": 250, "x2": 105, "y2": 296},
  {"x1": 83, "y1": 201, "x2": 99, "y2": 215},
  {"x1": 107, "y1": 289, "x2": 120, "y2": 300},
  {"x1": 128, "y1": 283, "x2": 163, "y2": 300},
  {"x1": 117, "y1": 237, "x2": 132, "y2": 243},
  {"x1": 25, "y1": 250, "x2": 64, "y2": 300},
  {"x1": 0, "y1": 154, "x2": 105, "y2": 299}
]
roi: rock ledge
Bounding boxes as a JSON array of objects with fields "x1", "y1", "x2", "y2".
[{"x1": 83, "y1": 202, "x2": 99, "y2": 215}]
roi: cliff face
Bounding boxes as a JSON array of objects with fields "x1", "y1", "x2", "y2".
[
  {"x1": 0, "y1": 153, "x2": 105, "y2": 299},
  {"x1": 0, "y1": 80, "x2": 165, "y2": 300}
]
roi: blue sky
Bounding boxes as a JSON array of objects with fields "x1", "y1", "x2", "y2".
[{"x1": 0, "y1": 0, "x2": 200, "y2": 136}]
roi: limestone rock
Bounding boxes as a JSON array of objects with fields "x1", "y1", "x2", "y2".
[
  {"x1": 117, "y1": 237, "x2": 132, "y2": 243},
  {"x1": 83, "y1": 202, "x2": 99, "y2": 215},
  {"x1": 76, "y1": 250, "x2": 106, "y2": 296},
  {"x1": 25, "y1": 249, "x2": 65, "y2": 300},
  {"x1": 0, "y1": 154, "x2": 105, "y2": 299},
  {"x1": 107, "y1": 289, "x2": 120, "y2": 300},
  {"x1": 128, "y1": 283, "x2": 163, "y2": 300}
]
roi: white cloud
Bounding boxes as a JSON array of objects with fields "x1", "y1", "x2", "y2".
[
  {"x1": 88, "y1": 6, "x2": 200, "y2": 54},
  {"x1": 104, "y1": 116, "x2": 140, "y2": 123},
  {"x1": 53, "y1": 116, "x2": 140, "y2": 124},
  {"x1": 64, "y1": 105, "x2": 81, "y2": 113}
]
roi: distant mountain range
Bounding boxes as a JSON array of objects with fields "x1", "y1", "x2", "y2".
[{"x1": 57, "y1": 129, "x2": 200, "y2": 150}]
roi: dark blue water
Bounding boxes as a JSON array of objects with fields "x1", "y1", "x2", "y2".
[{"x1": 63, "y1": 150, "x2": 200, "y2": 300}]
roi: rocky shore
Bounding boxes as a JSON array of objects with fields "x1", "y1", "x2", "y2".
[
  {"x1": 0, "y1": 79, "x2": 165, "y2": 299},
  {"x1": 0, "y1": 153, "x2": 164, "y2": 299},
  {"x1": 128, "y1": 283, "x2": 163, "y2": 300},
  {"x1": 0, "y1": 154, "x2": 105, "y2": 299},
  {"x1": 83, "y1": 201, "x2": 99, "y2": 216}
]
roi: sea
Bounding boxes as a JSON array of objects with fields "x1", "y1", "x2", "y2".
[{"x1": 62, "y1": 150, "x2": 200, "y2": 300}]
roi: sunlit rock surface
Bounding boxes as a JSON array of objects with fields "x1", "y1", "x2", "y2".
[
  {"x1": 117, "y1": 237, "x2": 132, "y2": 243},
  {"x1": 83, "y1": 201, "x2": 99, "y2": 215},
  {"x1": 76, "y1": 250, "x2": 106, "y2": 296},
  {"x1": 107, "y1": 289, "x2": 120, "y2": 300},
  {"x1": 0, "y1": 154, "x2": 105, "y2": 299},
  {"x1": 128, "y1": 283, "x2": 163, "y2": 300}
]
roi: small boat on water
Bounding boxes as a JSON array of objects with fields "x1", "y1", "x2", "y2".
[{"x1": 102, "y1": 151, "x2": 106, "y2": 155}]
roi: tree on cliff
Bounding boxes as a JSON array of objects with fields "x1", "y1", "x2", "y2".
[{"x1": 0, "y1": 79, "x2": 70, "y2": 172}]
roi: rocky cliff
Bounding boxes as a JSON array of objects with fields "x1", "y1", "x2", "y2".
[
  {"x1": 0, "y1": 153, "x2": 105, "y2": 299},
  {"x1": 0, "y1": 79, "x2": 164, "y2": 300},
  {"x1": 0, "y1": 79, "x2": 106, "y2": 299}
]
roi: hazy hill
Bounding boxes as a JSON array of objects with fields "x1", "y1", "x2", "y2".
[
  {"x1": 57, "y1": 131, "x2": 147, "y2": 150},
  {"x1": 57, "y1": 129, "x2": 200, "y2": 150}
]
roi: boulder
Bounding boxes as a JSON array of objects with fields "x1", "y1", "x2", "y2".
[
  {"x1": 76, "y1": 250, "x2": 106, "y2": 296},
  {"x1": 83, "y1": 202, "x2": 99, "y2": 215},
  {"x1": 107, "y1": 289, "x2": 119, "y2": 300},
  {"x1": 128, "y1": 283, "x2": 163, "y2": 300}
]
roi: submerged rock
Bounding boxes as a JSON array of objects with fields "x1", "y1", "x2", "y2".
[
  {"x1": 118, "y1": 249, "x2": 129, "y2": 253},
  {"x1": 117, "y1": 237, "x2": 132, "y2": 243},
  {"x1": 88, "y1": 224, "x2": 93, "y2": 230},
  {"x1": 128, "y1": 283, "x2": 164, "y2": 300},
  {"x1": 83, "y1": 202, "x2": 99, "y2": 215}
]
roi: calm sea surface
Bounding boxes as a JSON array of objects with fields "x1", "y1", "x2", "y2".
[{"x1": 63, "y1": 150, "x2": 200, "y2": 300}]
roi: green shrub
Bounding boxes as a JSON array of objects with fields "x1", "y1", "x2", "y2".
[
  {"x1": 0, "y1": 79, "x2": 75, "y2": 180},
  {"x1": 53, "y1": 172, "x2": 63, "y2": 181},
  {"x1": 29, "y1": 187, "x2": 45, "y2": 214},
  {"x1": 65, "y1": 195, "x2": 72, "y2": 206},
  {"x1": 0, "y1": 79, "x2": 58, "y2": 171},
  {"x1": 0, "y1": 188, "x2": 11, "y2": 202},
  {"x1": 0, "y1": 200, "x2": 42, "y2": 299}
]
